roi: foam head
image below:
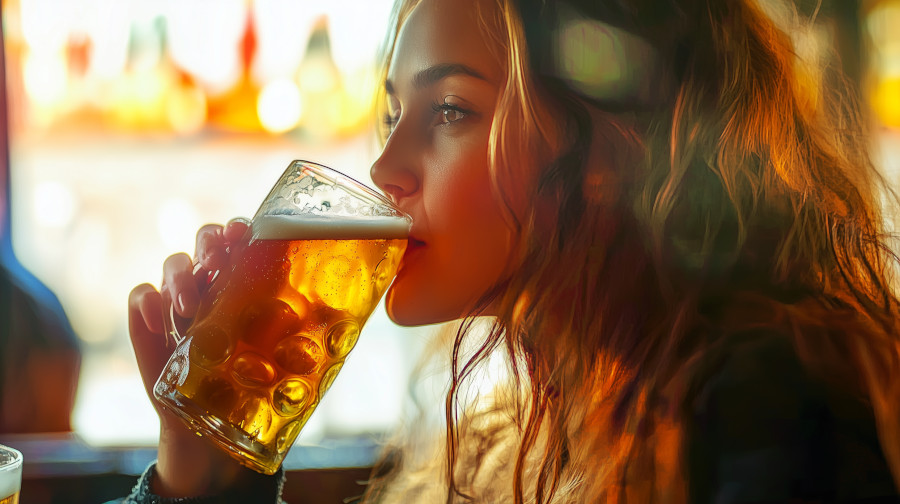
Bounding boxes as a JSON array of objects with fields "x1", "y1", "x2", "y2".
[
  {"x1": 251, "y1": 214, "x2": 410, "y2": 241},
  {"x1": 0, "y1": 445, "x2": 22, "y2": 498}
]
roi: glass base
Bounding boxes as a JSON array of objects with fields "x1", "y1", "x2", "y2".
[{"x1": 154, "y1": 386, "x2": 282, "y2": 475}]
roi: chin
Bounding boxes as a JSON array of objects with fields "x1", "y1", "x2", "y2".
[
  {"x1": 384, "y1": 300, "x2": 450, "y2": 327},
  {"x1": 384, "y1": 287, "x2": 460, "y2": 327}
]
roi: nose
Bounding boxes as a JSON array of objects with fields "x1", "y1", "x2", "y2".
[{"x1": 370, "y1": 132, "x2": 419, "y2": 205}]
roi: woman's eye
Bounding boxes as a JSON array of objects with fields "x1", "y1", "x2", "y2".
[
  {"x1": 432, "y1": 101, "x2": 469, "y2": 125},
  {"x1": 440, "y1": 106, "x2": 466, "y2": 124}
]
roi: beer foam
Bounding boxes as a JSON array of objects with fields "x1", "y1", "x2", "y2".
[
  {"x1": 252, "y1": 213, "x2": 410, "y2": 240},
  {"x1": 0, "y1": 450, "x2": 21, "y2": 498},
  {"x1": 0, "y1": 473, "x2": 19, "y2": 500}
]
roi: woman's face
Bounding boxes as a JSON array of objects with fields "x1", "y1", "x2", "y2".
[{"x1": 370, "y1": 0, "x2": 514, "y2": 326}]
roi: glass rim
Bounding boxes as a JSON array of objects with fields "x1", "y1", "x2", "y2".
[
  {"x1": 0, "y1": 444, "x2": 22, "y2": 472},
  {"x1": 289, "y1": 160, "x2": 409, "y2": 220}
]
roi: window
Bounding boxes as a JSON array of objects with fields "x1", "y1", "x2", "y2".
[{"x1": 2, "y1": 0, "x2": 435, "y2": 459}]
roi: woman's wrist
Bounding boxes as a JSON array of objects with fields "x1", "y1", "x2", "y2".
[{"x1": 153, "y1": 420, "x2": 259, "y2": 498}]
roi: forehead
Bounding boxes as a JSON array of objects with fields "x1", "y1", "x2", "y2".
[{"x1": 388, "y1": 0, "x2": 503, "y2": 87}]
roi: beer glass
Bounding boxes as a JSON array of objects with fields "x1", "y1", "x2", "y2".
[
  {"x1": 0, "y1": 444, "x2": 22, "y2": 504},
  {"x1": 154, "y1": 160, "x2": 410, "y2": 474}
]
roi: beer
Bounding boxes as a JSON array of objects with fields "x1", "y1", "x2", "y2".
[
  {"x1": 0, "y1": 445, "x2": 21, "y2": 504},
  {"x1": 155, "y1": 213, "x2": 407, "y2": 474}
]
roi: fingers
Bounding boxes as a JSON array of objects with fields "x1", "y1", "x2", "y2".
[
  {"x1": 128, "y1": 283, "x2": 168, "y2": 397},
  {"x1": 131, "y1": 283, "x2": 164, "y2": 336},
  {"x1": 223, "y1": 218, "x2": 250, "y2": 243},
  {"x1": 163, "y1": 253, "x2": 199, "y2": 318},
  {"x1": 195, "y1": 219, "x2": 249, "y2": 271},
  {"x1": 195, "y1": 224, "x2": 225, "y2": 271}
]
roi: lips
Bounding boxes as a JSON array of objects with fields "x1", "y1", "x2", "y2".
[
  {"x1": 399, "y1": 237, "x2": 425, "y2": 272},
  {"x1": 407, "y1": 237, "x2": 426, "y2": 250}
]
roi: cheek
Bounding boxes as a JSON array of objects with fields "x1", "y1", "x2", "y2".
[{"x1": 429, "y1": 160, "x2": 513, "y2": 285}]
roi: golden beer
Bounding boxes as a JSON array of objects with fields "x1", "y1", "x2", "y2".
[
  {"x1": 155, "y1": 161, "x2": 409, "y2": 473},
  {"x1": 156, "y1": 214, "x2": 407, "y2": 474}
]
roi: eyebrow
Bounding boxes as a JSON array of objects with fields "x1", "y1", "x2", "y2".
[{"x1": 384, "y1": 63, "x2": 489, "y2": 95}]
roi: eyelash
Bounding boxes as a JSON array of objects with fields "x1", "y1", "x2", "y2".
[
  {"x1": 381, "y1": 101, "x2": 470, "y2": 134},
  {"x1": 430, "y1": 102, "x2": 469, "y2": 125},
  {"x1": 382, "y1": 113, "x2": 399, "y2": 132}
]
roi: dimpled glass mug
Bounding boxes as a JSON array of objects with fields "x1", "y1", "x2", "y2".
[{"x1": 154, "y1": 161, "x2": 410, "y2": 474}]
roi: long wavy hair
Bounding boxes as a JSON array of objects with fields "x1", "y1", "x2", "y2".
[{"x1": 368, "y1": 0, "x2": 900, "y2": 502}]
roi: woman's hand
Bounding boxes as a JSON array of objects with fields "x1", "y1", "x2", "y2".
[{"x1": 128, "y1": 218, "x2": 253, "y2": 497}]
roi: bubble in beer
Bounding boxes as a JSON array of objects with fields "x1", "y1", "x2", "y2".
[
  {"x1": 239, "y1": 298, "x2": 303, "y2": 348},
  {"x1": 196, "y1": 376, "x2": 239, "y2": 412},
  {"x1": 272, "y1": 378, "x2": 312, "y2": 416},
  {"x1": 325, "y1": 320, "x2": 360, "y2": 359},
  {"x1": 274, "y1": 335, "x2": 323, "y2": 375},
  {"x1": 303, "y1": 304, "x2": 349, "y2": 334},
  {"x1": 277, "y1": 420, "x2": 303, "y2": 454},
  {"x1": 189, "y1": 324, "x2": 234, "y2": 368},
  {"x1": 314, "y1": 255, "x2": 357, "y2": 308},
  {"x1": 231, "y1": 352, "x2": 276, "y2": 386},
  {"x1": 318, "y1": 362, "x2": 343, "y2": 398}
]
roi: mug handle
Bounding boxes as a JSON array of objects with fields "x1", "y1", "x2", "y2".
[{"x1": 161, "y1": 261, "x2": 219, "y2": 348}]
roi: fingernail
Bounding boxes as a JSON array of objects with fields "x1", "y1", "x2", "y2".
[{"x1": 177, "y1": 292, "x2": 186, "y2": 313}]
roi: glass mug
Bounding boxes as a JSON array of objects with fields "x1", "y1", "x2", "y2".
[
  {"x1": 154, "y1": 160, "x2": 410, "y2": 474},
  {"x1": 0, "y1": 444, "x2": 22, "y2": 504}
]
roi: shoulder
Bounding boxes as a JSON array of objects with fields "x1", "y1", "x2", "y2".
[
  {"x1": 683, "y1": 326, "x2": 899, "y2": 502},
  {"x1": 686, "y1": 327, "x2": 826, "y2": 465}
]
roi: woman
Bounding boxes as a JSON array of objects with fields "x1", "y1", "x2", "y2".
[{"x1": 122, "y1": 0, "x2": 900, "y2": 502}]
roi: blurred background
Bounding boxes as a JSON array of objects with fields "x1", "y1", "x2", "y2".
[
  {"x1": 0, "y1": 0, "x2": 899, "y2": 502},
  {"x1": 2, "y1": 0, "x2": 435, "y2": 448}
]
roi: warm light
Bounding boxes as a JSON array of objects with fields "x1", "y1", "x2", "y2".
[
  {"x1": 33, "y1": 181, "x2": 78, "y2": 228},
  {"x1": 165, "y1": 0, "x2": 247, "y2": 93},
  {"x1": 298, "y1": 58, "x2": 339, "y2": 94},
  {"x1": 873, "y1": 77, "x2": 900, "y2": 128},
  {"x1": 167, "y1": 84, "x2": 208, "y2": 135},
  {"x1": 258, "y1": 79, "x2": 303, "y2": 134},
  {"x1": 67, "y1": 216, "x2": 114, "y2": 343},
  {"x1": 156, "y1": 198, "x2": 201, "y2": 251},
  {"x1": 251, "y1": 0, "x2": 316, "y2": 83},
  {"x1": 22, "y1": 50, "x2": 69, "y2": 108},
  {"x1": 73, "y1": 363, "x2": 160, "y2": 446},
  {"x1": 324, "y1": 0, "x2": 395, "y2": 77},
  {"x1": 19, "y1": 0, "x2": 70, "y2": 52},
  {"x1": 332, "y1": 69, "x2": 377, "y2": 133},
  {"x1": 106, "y1": 68, "x2": 175, "y2": 129}
]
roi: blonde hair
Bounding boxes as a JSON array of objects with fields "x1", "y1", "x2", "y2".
[{"x1": 369, "y1": 0, "x2": 900, "y2": 503}]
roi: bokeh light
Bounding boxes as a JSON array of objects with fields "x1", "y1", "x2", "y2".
[{"x1": 258, "y1": 79, "x2": 302, "y2": 133}]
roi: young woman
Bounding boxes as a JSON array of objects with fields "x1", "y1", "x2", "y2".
[{"x1": 121, "y1": 0, "x2": 900, "y2": 502}]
